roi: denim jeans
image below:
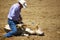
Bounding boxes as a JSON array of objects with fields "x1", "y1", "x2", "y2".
[{"x1": 4, "y1": 19, "x2": 19, "y2": 37}]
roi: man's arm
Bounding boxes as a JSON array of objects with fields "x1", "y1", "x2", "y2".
[{"x1": 18, "y1": 14, "x2": 23, "y2": 23}]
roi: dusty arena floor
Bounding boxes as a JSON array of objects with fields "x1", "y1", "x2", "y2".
[{"x1": 0, "y1": 0, "x2": 60, "y2": 40}]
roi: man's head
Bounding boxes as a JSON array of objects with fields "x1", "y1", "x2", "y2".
[{"x1": 18, "y1": 0, "x2": 27, "y2": 8}]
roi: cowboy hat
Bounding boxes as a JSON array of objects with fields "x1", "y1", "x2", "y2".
[{"x1": 18, "y1": 0, "x2": 27, "y2": 8}]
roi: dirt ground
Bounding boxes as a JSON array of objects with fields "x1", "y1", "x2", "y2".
[{"x1": 0, "y1": 0, "x2": 60, "y2": 40}]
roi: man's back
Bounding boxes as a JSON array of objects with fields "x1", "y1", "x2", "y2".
[{"x1": 8, "y1": 3, "x2": 21, "y2": 21}]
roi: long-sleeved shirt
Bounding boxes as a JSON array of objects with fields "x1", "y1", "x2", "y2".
[{"x1": 8, "y1": 3, "x2": 21, "y2": 21}]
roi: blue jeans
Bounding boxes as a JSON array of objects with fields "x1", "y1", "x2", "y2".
[{"x1": 4, "y1": 19, "x2": 19, "y2": 37}]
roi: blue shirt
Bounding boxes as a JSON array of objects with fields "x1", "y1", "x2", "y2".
[{"x1": 8, "y1": 3, "x2": 21, "y2": 21}]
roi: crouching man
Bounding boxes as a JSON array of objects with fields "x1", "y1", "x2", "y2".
[{"x1": 0, "y1": 0, "x2": 27, "y2": 40}]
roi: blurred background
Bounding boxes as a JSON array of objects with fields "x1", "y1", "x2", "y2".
[{"x1": 0, "y1": 0, "x2": 60, "y2": 40}]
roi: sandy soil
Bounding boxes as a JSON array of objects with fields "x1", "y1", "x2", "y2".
[{"x1": 0, "y1": 0, "x2": 60, "y2": 40}]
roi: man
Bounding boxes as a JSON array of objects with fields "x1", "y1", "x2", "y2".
[{"x1": 0, "y1": 0, "x2": 27, "y2": 40}]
